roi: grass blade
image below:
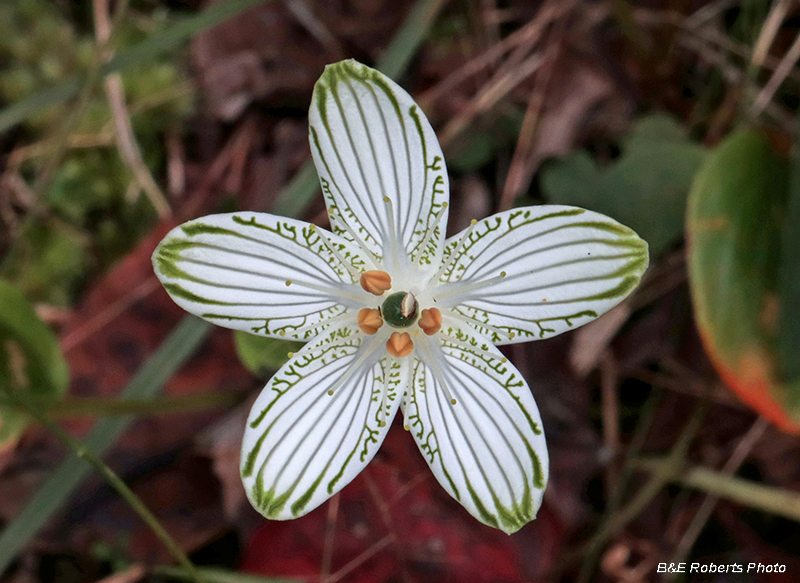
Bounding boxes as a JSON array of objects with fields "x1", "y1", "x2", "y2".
[
  {"x1": 0, "y1": 317, "x2": 211, "y2": 572},
  {"x1": 154, "y1": 566, "x2": 301, "y2": 583}
]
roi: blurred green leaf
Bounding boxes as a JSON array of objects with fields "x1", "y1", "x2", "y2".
[
  {"x1": 687, "y1": 128, "x2": 800, "y2": 429},
  {"x1": 541, "y1": 113, "x2": 705, "y2": 254},
  {"x1": 449, "y1": 130, "x2": 497, "y2": 173},
  {"x1": 778, "y1": 124, "x2": 800, "y2": 383},
  {"x1": 234, "y1": 331, "x2": 303, "y2": 378},
  {"x1": 622, "y1": 113, "x2": 691, "y2": 144},
  {"x1": 2, "y1": 218, "x2": 91, "y2": 305},
  {"x1": 0, "y1": 280, "x2": 69, "y2": 445},
  {"x1": 448, "y1": 109, "x2": 524, "y2": 173},
  {"x1": 47, "y1": 150, "x2": 130, "y2": 223}
]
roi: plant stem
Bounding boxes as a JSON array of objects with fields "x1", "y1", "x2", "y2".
[
  {"x1": 0, "y1": 316, "x2": 211, "y2": 574},
  {"x1": 0, "y1": 391, "x2": 243, "y2": 418},
  {"x1": 631, "y1": 455, "x2": 800, "y2": 524},
  {"x1": 575, "y1": 399, "x2": 706, "y2": 583},
  {"x1": 0, "y1": 384, "x2": 201, "y2": 583},
  {"x1": 668, "y1": 416, "x2": 769, "y2": 573},
  {"x1": 153, "y1": 565, "x2": 300, "y2": 583}
]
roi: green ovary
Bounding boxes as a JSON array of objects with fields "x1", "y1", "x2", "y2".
[{"x1": 382, "y1": 292, "x2": 418, "y2": 327}]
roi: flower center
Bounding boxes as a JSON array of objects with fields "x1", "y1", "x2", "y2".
[{"x1": 381, "y1": 291, "x2": 418, "y2": 327}]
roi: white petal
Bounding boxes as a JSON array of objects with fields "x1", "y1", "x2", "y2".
[
  {"x1": 435, "y1": 206, "x2": 649, "y2": 344},
  {"x1": 405, "y1": 331, "x2": 548, "y2": 534},
  {"x1": 309, "y1": 60, "x2": 449, "y2": 275},
  {"x1": 241, "y1": 327, "x2": 406, "y2": 519},
  {"x1": 153, "y1": 212, "x2": 370, "y2": 340}
]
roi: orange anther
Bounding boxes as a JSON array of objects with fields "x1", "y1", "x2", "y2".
[
  {"x1": 418, "y1": 307, "x2": 442, "y2": 336},
  {"x1": 357, "y1": 308, "x2": 383, "y2": 335},
  {"x1": 360, "y1": 270, "x2": 392, "y2": 295},
  {"x1": 386, "y1": 332, "x2": 414, "y2": 358}
]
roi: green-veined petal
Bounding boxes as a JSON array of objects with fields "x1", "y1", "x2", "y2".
[
  {"x1": 404, "y1": 329, "x2": 548, "y2": 534},
  {"x1": 435, "y1": 205, "x2": 649, "y2": 344},
  {"x1": 241, "y1": 326, "x2": 406, "y2": 519},
  {"x1": 309, "y1": 59, "x2": 449, "y2": 276},
  {"x1": 152, "y1": 212, "x2": 369, "y2": 341}
]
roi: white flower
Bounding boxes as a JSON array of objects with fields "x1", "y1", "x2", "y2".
[{"x1": 153, "y1": 60, "x2": 648, "y2": 533}]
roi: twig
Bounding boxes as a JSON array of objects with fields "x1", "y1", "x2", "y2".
[
  {"x1": 93, "y1": 0, "x2": 171, "y2": 218},
  {"x1": 362, "y1": 469, "x2": 414, "y2": 583},
  {"x1": 682, "y1": 0, "x2": 738, "y2": 29},
  {"x1": 601, "y1": 351, "x2": 621, "y2": 499},
  {"x1": 751, "y1": 29, "x2": 800, "y2": 118},
  {"x1": 60, "y1": 277, "x2": 159, "y2": 353},
  {"x1": 479, "y1": 0, "x2": 502, "y2": 58},
  {"x1": 576, "y1": 400, "x2": 706, "y2": 583},
  {"x1": 166, "y1": 125, "x2": 186, "y2": 198},
  {"x1": 631, "y1": 451, "x2": 800, "y2": 524},
  {"x1": 94, "y1": 564, "x2": 146, "y2": 583},
  {"x1": 751, "y1": 0, "x2": 792, "y2": 70},
  {"x1": 285, "y1": 0, "x2": 345, "y2": 60},
  {"x1": 0, "y1": 384, "x2": 201, "y2": 583},
  {"x1": 667, "y1": 416, "x2": 770, "y2": 574},
  {"x1": 319, "y1": 494, "x2": 340, "y2": 582},
  {"x1": 439, "y1": 51, "x2": 545, "y2": 147},
  {"x1": 418, "y1": 2, "x2": 563, "y2": 109},
  {"x1": 499, "y1": 28, "x2": 561, "y2": 209},
  {"x1": 321, "y1": 534, "x2": 394, "y2": 583},
  {"x1": 7, "y1": 133, "x2": 116, "y2": 168},
  {"x1": 633, "y1": 8, "x2": 800, "y2": 84}
]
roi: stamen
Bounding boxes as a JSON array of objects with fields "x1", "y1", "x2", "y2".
[
  {"x1": 418, "y1": 307, "x2": 442, "y2": 335},
  {"x1": 386, "y1": 332, "x2": 414, "y2": 358},
  {"x1": 357, "y1": 307, "x2": 383, "y2": 335},
  {"x1": 360, "y1": 270, "x2": 392, "y2": 295},
  {"x1": 378, "y1": 358, "x2": 390, "y2": 427},
  {"x1": 418, "y1": 337, "x2": 457, "y2": 405},
  {"x1": 325, "y1": 335, "x2": 382, "y2": 396},
  {"x1": 431, "y1": 219, "x2": 479, "y2": 284},
  {"x1": 285, "y1": 278, "x2": 367, "y2": 303},
  {"x1": 328, "y1": 210, "x2": 383, "y2": 270},
  {"x1": 383, "y1": 197, "x2": 402, "y2": 271},
  {"x1": 446, "y1": 310, "x2": 515, "y2": 342},
  {"x1": 434, "y1": 271, "x2": 507, "y2": 302},
  {"x1": 401, "y1": 358, "x2": 412, "y2": 430},
  {"x1": 411, "y1": 202, "x2": 448, "y2": 263},
  {"x1": 403, "y1": 384, "x2": 411, "y2": 430},
  {"x1": 311, "y1": 225, "x2": 361, "y2": 280}
]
